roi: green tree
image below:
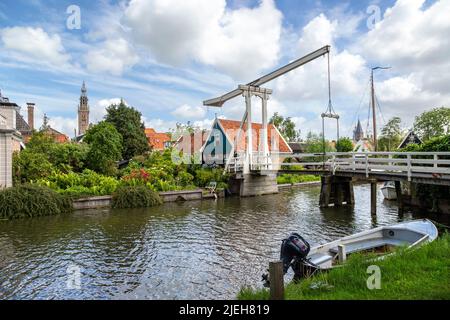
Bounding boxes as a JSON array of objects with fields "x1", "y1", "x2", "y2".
[
  {"x1": 26, "y1": 131, "x2": 55, "y2": 153},
  {"x1": 378, "y1": 117, "x2": 402, "y2": 151},
  {"x1": 336, "y1": 137, "x2": 354, "y2": 152},
  {"x1": 305, "y1": 131, "x2": 335, "y2": 153},
  {"x1": 105, "y1": 100, "x2": 150, "y2": 159},
  {"x1": 13, "y1": 150, "x2": 53, "y2": 184},
  {"x1": 48, "y1": 143, "x2": 90, "y2": 173},
  {"x1": 269, "y1": 112, "x2": 300, "y2": 142},
  {"x1": 83, "y1": 121, "x2": 123, "y2": 175},
  {"x1": 413, "y1": 107, "x2": 450, "y2": 141}
]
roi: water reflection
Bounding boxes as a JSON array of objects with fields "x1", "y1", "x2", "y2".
[{"x1": 0, "y1": 184, "x2": 447, "y2": 300}]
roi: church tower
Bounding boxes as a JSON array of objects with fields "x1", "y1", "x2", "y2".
[
  {"x1": 78, "y1": 81, "x2": 90, "y2": 135},
  {"x1": 353, "y1": 119, "x2": 364, "y2": 142}
]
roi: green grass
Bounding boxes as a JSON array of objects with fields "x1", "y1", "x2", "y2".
[
  {"x1": 238, "y1": 233, "x2": 450, "y2": 300},
  {"x1": 277, "y1": 174, "x2": 320, "y2": 185}
]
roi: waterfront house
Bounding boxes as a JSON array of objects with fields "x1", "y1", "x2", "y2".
[
  {"x1": 398, "y1": 130, "x2": 423, "y2": 149},
  {"x1": 145, "y1": 128, "x2": 172, "y2": 151},
  {"x1": 42, "y1": 126, "x2": 69, "y2": 143},
  {"x1": 201, "y1": 118, "x2": 292, "y2": 167},
  {"x1": 173, "y1": 130, "x2": 210, "y2": 159},
  {"x1": 0, "y1": 92, "x2": 23, "y2": 188}
]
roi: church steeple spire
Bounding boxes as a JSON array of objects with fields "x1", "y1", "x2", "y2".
[
  {"x1": 81, "y1": 81, "x2": 87, "y2": 97},
  {"x1": 353, "y1": 118, "x2": 364, "y2": 142},
  {"x1": 78, "y1": 81, "x2": 90, "y2": 135}
]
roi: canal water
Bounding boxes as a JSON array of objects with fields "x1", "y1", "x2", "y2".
[{"x1": 0, "y1": 184, "x2": 446, "y2": 300}]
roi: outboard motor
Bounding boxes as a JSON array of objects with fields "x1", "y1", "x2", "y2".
[
  {"x1": 262, "y1": 233, "x2": 311, "y2": 287},
  {"x1": 280, "y1": 233, "x2": 310, "y2": 274}
]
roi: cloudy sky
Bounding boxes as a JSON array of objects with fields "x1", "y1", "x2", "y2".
[{"x1": 0, "y1": 0, "x2": 448, "y2": 139}]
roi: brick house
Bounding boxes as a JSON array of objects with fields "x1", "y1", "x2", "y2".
[{"x1": 145, "y1": 128, "x2": 171, "y2": 151}]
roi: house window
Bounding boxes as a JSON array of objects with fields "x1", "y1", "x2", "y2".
[{"x1": 214, "y1": 131, "x2": 221, "y2": 146}]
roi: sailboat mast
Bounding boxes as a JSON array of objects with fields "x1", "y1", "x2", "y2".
[{"x1": 371, "y1": 69, "x2": 377, "y2": 151}]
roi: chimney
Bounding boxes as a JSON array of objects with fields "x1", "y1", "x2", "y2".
[{"x1": 27, "y1": 103, "x2": 35, "y2": 130}]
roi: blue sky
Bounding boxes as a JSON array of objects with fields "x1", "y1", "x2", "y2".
[{"x1": 0, "y1": 0, "x2": 448, "y2": 139}]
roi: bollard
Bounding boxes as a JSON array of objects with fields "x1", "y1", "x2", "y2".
[{"x1": 269, "y1": 261, "x2": 284, "y2": 300}]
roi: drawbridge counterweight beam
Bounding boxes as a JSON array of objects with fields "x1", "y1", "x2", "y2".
[{"x1": 203, "y1": 45, "x2": 330, "y2": 107}]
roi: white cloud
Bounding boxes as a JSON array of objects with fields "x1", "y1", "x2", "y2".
[
  {"x1": 48, "y1": 116, "x2": 77, "y2": 138},
  {"x1": 85, "y1": 38, "x2": 139, "y2": 76},
  {"x1": 274, "y1": 14, "x2": 366, "y2": 104},
  {"x1": 356, "y1": 0, "x2": 450, "y2": 125},
  {"x1": 123, "y1": 0, "x2": 282, "y2": 79},
  {"x1": 0, "y1": 27, "x2": 70, "y2": 66},
  {"x1": 171, "y1": 104, "x2": 206, "y2": 120},
  {"x1": 192, "y1": 118, "x2": 214, "y2": 130},
  {"x1": 91, "y1": 98, "x2": 125, "y2": 123},
  {"x1": 143, "y1": 118, "x2": 177, "y2": 133}
]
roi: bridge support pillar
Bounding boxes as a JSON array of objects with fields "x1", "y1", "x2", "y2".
[
  {"x1": 395, "y1": 181, "x2": 404, "y2": 213},
  {"x1": 229, "y1": 173, "x2": 278, "y2": 197},
  {"x1": 370, "y1": 179, "x2": 377, "y2": 215},
  {"x1": 319, "y1": 176, "x2": 354, "y2": 208}
]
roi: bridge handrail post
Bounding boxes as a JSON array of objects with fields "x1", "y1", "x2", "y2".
[
  {"x1": 407, "y1": 154, "x2": 412, "y2": 181},
  {"x1": 352, "y1": 153, "x2": 356, "y2": 171},
  {"x1": 365, "y1": 153, "x2": 369, "y2": 178},
  {"x1": 332, "y1": 154, "x2": 336, "y2": 174},
  {"x1": 434, "y1": 154, "x2": 438, "y2": 168}
]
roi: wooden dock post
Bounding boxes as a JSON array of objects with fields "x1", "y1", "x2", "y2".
[
  {"x1": 269, "y1": 261, "x2": 284, "y2": 300},
  {"x1": 338, "y1": 244, "x2": 347, "y2": 263},
  {"x1": 370, "y1": 180, "x2": 377, "y2": 215}
]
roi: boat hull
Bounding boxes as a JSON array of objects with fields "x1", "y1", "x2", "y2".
[
  {"x1": 304, "y1": 219, "x2": 438, "y2": 271},
  {"x1": 381, "y1": 182, "x2": 397, "y2": 200}
]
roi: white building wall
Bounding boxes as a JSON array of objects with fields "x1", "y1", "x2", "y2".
[
  {"x1": 0, "y1": 133, "x2": 13, "y2": 188},
  {"x1": 0, "y1": 108, "x2": 16, "y2": 130}
]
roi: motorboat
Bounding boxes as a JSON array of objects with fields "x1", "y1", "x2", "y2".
[
  {"x1": 381, "y1": 181, "x2": 397, "y2": 200},
  {"x1": 278, "y1": 219, "x2": 438, "y2": 279}
]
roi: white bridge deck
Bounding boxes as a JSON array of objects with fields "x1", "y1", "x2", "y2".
[{"x1": 227, "y1": 151, "x2": 450, "y2": 186}]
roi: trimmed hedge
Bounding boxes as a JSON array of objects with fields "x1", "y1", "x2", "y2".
[
  {"x1": 111, "y1": 185, "x2": 163, "y2": 209},
  {"x1": 0, "y1": 184, "x2": 72, "y2": 219}
]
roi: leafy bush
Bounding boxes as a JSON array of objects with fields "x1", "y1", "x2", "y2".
[
  {"x1": 37, "y1": 169, "x2": 119, "y2": 198},
  {"x1": 194, "y1": 168, "x2": 229, "y2": 188},
  {"x1": 48, "y1": 143, "x2": 90, "y2": 173},
  {"x1": 111, "y1": 186, "x2": 163, "y2": 209},
  {"x1": 13, "y1": 150, "x2": 54, "y2": 184},
  {"x1": 0, "y1": 184, "x2": 72, "y2": 219},
  {"x1": 336, "y1": 137, "x2": 354, "y2": 152}
]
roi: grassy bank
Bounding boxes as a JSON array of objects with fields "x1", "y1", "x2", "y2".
[
  {"x1": 238, "y1": 233, "x2": 450, "y2": 300},
  {"x1": 277, "y1": 174, "x2": 320, "y2": 185}
]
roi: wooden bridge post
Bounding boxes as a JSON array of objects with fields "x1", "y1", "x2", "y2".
[
  {"x1": 319, "y1": 176, "x2": 332, "y2": 207},
  {"x1": 269, "y1": 261, "x2": 284, "y2": 300},
  {"x1": 395, "y1": 181, "x2": 404, "y2": 213},
  {"x1": 370, "y1": 179, "x2": 377, "y2": 215}
]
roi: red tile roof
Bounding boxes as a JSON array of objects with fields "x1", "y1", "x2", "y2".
[
  {"x1": 145, "y1": 128, "x2": 171, "y2": 151},
  {"x1": 217, "y1": 119, "x2": 292, "y2": 153}
]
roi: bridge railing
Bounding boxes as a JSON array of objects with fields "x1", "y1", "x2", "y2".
[
  {"x1": 226, "y1": 152, "x2": 450, "y2": 180},
  {"x1": 278, "y1": 151, "x2": 450, "y2": 181}
]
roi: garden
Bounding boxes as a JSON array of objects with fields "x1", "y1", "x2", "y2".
[{"x1": 2, "y1": 102, "x2": 229, "y2": 219}]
